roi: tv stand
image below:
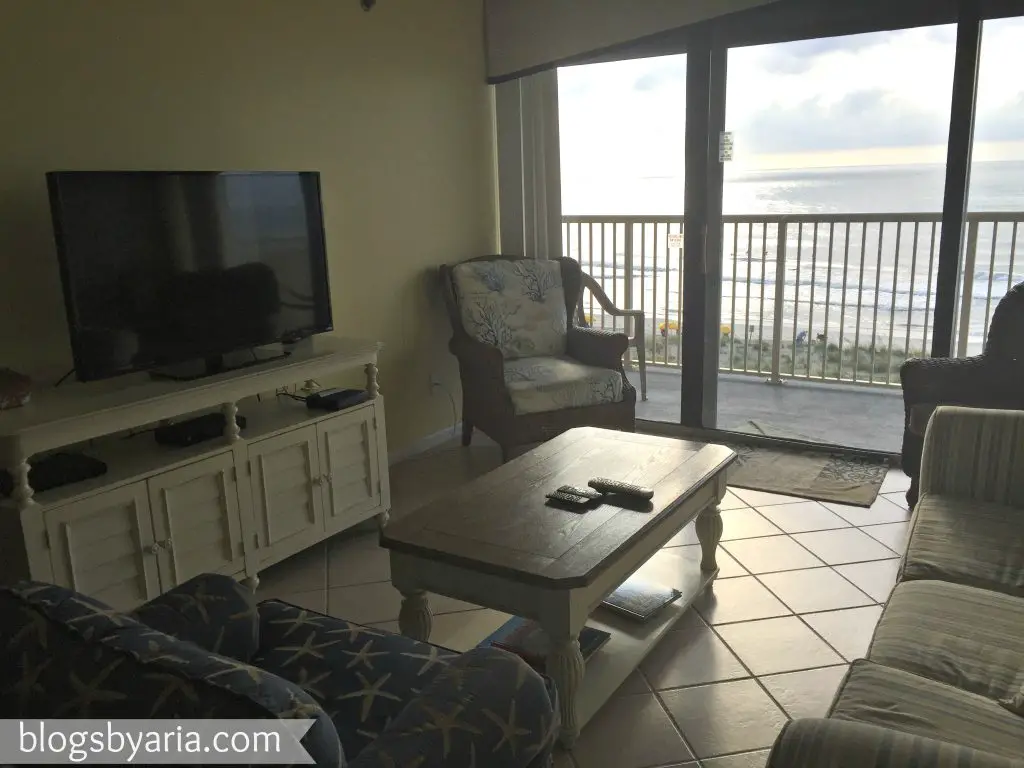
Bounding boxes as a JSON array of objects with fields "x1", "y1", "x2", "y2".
[
  {"x1": 0, "y1": 336, "x2": 389, "y2": 609},
  {"x1": 150, "y1": 347, "x2": 289, "y2": 382}
]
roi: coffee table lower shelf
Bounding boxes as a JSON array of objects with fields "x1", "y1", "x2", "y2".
[{"x1": 574, "y1": 565, "x2": 718, "y2": 730}]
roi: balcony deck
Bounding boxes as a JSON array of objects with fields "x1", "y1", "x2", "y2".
[{"x1": 632, "y1": 366, "x2": 904, "y2": 454}]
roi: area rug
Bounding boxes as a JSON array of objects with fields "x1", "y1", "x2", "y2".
[{"x1": 723, "y1": 440, "x2": 889, "y2": 507}]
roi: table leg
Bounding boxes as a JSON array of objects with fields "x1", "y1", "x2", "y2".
[
  {"x1": 398, "y1": 590, "x2": 432, "y2": 641},
  {"x1": 545, "y1": 633, "x2": 585, "y2": 748},
  {"x1": 695, "y1": 503, "x2": 723, "y2": 572}
]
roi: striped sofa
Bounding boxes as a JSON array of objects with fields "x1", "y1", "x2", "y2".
[{"x1": 768, "y1": 406, "x2": 1024, "y2": 768}]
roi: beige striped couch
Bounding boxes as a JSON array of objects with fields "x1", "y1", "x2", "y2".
[{"x1": 768, "y1": 406, "x2": 1024, "y2": 768}]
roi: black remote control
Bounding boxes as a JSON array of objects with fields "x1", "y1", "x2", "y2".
[
  {"x1": 557, "y1": 485, "x2": 604, "y2": 501},
  {"x1": 545, "y1": 490, "x2": 593, "y2": 509},
  {"x1": 588, "y1": 478, "x2": 655, "y2": 500}
]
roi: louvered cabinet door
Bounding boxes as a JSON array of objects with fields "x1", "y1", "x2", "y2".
[
  {"x1": 44, "y1": 483, "x2": 160, "y2": 609},
  {"x1": 248, "y1": 425, "x2": 325, "y2": 568},
  {"x1": 148, "y1": 452, "x2": 246, "y2": 590},
  {"x1": 319, "y1": 408, "x2": 382, "y2": 535}
]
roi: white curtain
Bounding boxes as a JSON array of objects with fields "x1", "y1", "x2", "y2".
[{"x1": 495, "y1": 70, "x2": 562, "y2": 260}]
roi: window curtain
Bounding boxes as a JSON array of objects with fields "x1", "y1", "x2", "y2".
[{"x1": 495, "y1": 70, "x2": 562, "y2": 260}]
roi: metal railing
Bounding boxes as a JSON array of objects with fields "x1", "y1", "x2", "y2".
[{"x1": 564, "y1": 212, "x2": 1024, "y2": 388}]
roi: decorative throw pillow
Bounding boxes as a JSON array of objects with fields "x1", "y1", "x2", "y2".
[
  {"x1": 1000, "y1": 685, "x2": 1024, "y2": 716},
  {"x1": 453, "y1": 260, "x2": 567, "y2": 359}
]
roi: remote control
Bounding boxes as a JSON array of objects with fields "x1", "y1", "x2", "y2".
[
  {"x1": 588, "y1": 478, "x2": 655, "y2": 500},
  {"x1": 557, "y1": 485, "x2": 604, "y2": 500},
  {"x1": 546, "y1": 490, "x2": 592, "y2": 508}
]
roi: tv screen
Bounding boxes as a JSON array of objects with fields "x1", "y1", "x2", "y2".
[{"x1": 46, "y1": 171, "x2": 333, "y2": 382}]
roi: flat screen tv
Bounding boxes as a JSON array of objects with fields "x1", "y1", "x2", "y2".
[{"x1": 46, "y1": 171, "x2": 333, "y2": 382}]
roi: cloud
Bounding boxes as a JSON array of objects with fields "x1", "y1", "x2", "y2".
[
  {"x1": 975, "y1": 92, "x2": 1024, "y2": 142},
  {"x1": 755, "y1": 33, "x2": 892, "y2": 75},
  {"x1": 738, "y1": 89, "x2": 950, "y2": 152},
  {"x1": 632, "y1": 60, "x2": 687, "y2": 91}
]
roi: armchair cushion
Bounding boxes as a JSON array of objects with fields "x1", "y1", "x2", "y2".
[
  {"x1": 129, "y1": 572, "x2": 259, "y2": 662},
  {"x1": 504, "y1": 356, "x2": 625, "y2": 416},
  {"x1": 900, "y1": 494, "x2": 1024, "y2": 597},
  {"x1": 452, "y1": 260, "x2": 568, "y2": 360},
  {"x1": 831, "y1": 659, "x2": 1024, "y2": 758}
]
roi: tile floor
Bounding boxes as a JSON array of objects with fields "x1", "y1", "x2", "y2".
[{"x1": 255, "y1": 439, "x2": 912, "y2": 768}]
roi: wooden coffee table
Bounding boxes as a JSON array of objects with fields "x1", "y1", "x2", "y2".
[{"x1": 379, "y1": 427, "x2": 735, "y2": 746}]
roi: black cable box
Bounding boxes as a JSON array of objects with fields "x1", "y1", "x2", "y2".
[
  {"x1": 306, "y1": 388, "x2": 371, "y2": 412},
  {"x1": 154, "y1": 412, "x2": 248, "y2": 447},
  {"x1": 0, "y1": 452, "x2": 107, "y2": 497}
]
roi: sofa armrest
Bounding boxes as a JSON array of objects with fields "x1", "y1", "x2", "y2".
[
  {"x1": 567, "y1": 325, "x2": 629, "y2": 370},
  {"x1": 768, "y1": 719, "x2": 1024, "y2": 768},
  {"x1": 348, "y1": 647, "x2": 558, "y2": 768},
  {"x1": 900, "y1": 355, "x2": 997, "y2": 407},
  {"x1": 129, "y1": 573, "x2": 258, "y2": 662},
  {"x1": 920, "y1": 406, "x2": 1024, "y2": 506}
]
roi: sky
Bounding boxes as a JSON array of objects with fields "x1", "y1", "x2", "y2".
[{"x1": 557, "y1": 17, "x2": 1024, "y2": 184}]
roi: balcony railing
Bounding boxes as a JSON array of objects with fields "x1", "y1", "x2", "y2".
[{"x1": 564, "y1": 212, "x2": 1024, "y2": 387}]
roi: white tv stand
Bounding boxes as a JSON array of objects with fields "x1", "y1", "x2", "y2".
[{"x1": 0, "y1": 336, "x2": 390, "y2": 609}]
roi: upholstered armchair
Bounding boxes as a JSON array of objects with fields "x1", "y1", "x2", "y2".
[
  {"x1": 900, "y1": 281, "x2": 1024, "y2": 508},
  {"x1": 440, "y1": 255, "x2": 636, "y2": 462}
]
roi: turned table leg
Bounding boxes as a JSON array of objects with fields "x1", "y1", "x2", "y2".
[
  {"x1": 695, "y1": 503, "x2": 723, "y2": 573},
  {"x1": 365, "y1": 362, "x2": 380, "y2": 399},
  {"x1": 241, "y1": 574, "x2": 260, "y2": 592},
  {"x1": 10, "y1": 458, "x2": 34, "y2": 510},
  {"x1": 545, "y1": 632, "x2": 585, "y2": 748},
  {"x1": 398, "y1": 590, "x2": 432, "y2": 641}
]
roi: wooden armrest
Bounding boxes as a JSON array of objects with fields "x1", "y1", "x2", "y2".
[{"x1": 579, "y1": 273, "x2": 643, "y2": 321}]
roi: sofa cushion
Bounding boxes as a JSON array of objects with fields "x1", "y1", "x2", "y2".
[
  {"x1": 831, "y1": 659, "x2": 1024, "y2": 759},
  {"x1": 453, "y1": 260, "x2": 568, "y2": 359},
  {"x1": 129, "y1": 573, "x2": 259, "y2": 662},
  {"x1": 901, "y1": 493, "x2": 1024, "y2": 596},
  {"x1": 254, "y1": 599, "x2": 459, "y2": 761},
  {"x1": 503, "y1": 356, "x2": 625, "y2": 416},
  {"x1": 868, "y1": 580, "x2": 1024, "y2": 701},
  {"x1": 0, "y1": 582, "x2": 344, "y2": 766}
]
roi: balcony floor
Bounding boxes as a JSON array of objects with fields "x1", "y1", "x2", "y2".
[{"x1": 633, "y1": 367, "x2": 904, "y2": 454}]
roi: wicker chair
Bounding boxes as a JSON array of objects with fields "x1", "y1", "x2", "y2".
[
  {"x1": 900, "y1": 281, "x2": 1024, "y2": 508},
  {"x1": 575, "y1": 272, "x2": 647, "y2": 401},
  {"x1": 440, "y1": 255, "x2": 636, "y2": 462}
]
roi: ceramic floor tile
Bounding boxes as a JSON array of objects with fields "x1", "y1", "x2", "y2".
[
  {"x1": 761, "y1": 665, "x2": 849, "y2": 719},
  {"x1": 327, "y1": 581, "x2": 477, "y2": 625},
  {"x1": 720, "y1": 508, "x2": 783, "y2": 541},
  {"x1": 701, "y1": 750, "x2": 771, "y2": 768},
  {"x1": 861, "y1": 522, "x2": 910, "y2": 554},
  {"x1": 327, "y1": 530, "x2": 390, "y2": 587},
  {"x1": 665, "y1": 522, "x2": 700, "y2": 547},
  {"x1": 695, "y1": 576, "x2": 791, "y2": 625},
  {"x1": 880, "y1": 470, "x2": 911, "y2": 494},
  {"x1": 720, "y1": 490, "x2": 749, "y2": 510},
  {"x1": 803, "y1": 606, "x2": 884, "y2": 661},
  {"x1": 755, "y1": 501, "x2": 851, "y2": 533},
  {"x1": 642, "y1": 544, "x2": 748, "y2": 583},
  {"x1": 640, "y1": 612, "x2": 748, "y2": 690},
  {"x1": 258, "y1": 588, "x2": 328, "y2": 614},
  {"x1": 571, "y1": 693, "x2": 694, "y2": 768},
  {"x1": 758, "y1": 567, "x2": 874, "y2": 613},
  {"x1": 424, "y1": 608, "x2": 513, "y2": 653},
  {"x1": 834, "y1": 559, "x2": 901, "y2": 602},
  {"x1": 257, "y1": 544, "x2": 328, "y2": 594},
  {"x1": 881, "y1": 491, "x2": 911, "y2": 511},
  {"x1": 660, "y1": 679, "x2": 788, "y2": 758},
  {"x1": 730, "y1": 488, "x2": 805, "y2": 507},
  {"x1": 614, "y1": 670, "x2": 652, "y2": 697},
  {"x1": 368, "y1": 619, "x2": 400, "y2": 634},
  {"x1": 717, "y1": 616, "x2": 844, "y2": 675},
  {"x1": 721, "y1": 535, "x2": 825, "y2": 574},
  {"x1": 823, "y1": 496, "x2": 910, "y2": 526},
  {"x1": 791, "y1": 528, "x2": 897, "y2": 565}
]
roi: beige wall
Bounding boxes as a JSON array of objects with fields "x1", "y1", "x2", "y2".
[{"x1": 0, "y1": 0, "x2": 495, "y2": 454}]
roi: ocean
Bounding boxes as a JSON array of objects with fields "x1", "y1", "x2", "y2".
[{"x1": 563, "y1": 161, "x2": 1024, "y2": 359}]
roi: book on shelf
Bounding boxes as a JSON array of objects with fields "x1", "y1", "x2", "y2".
[
  {"x1": 479, "y1": 617, "x2": 610, "y2": 672},
  {"x1": 601, "y1": 574, "x2": 682, "y2": 622}
]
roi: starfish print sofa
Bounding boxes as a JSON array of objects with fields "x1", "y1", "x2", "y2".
[{"x1": 0, "y1": 572, "x2": 558, "y2": 767}]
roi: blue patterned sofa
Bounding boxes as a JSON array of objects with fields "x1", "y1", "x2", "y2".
[
  {"x1": 0, "y1": 573, "x2": 558, "y2": 767},
  {"x1": 768, "y1": 407, "x2": 1024, "y2": 768}
]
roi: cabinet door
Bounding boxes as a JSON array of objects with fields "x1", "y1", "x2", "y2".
[
  {"x1": 319, "y1": 408, "x2": 382, "y2": 534},
  {"x1": 148, "y1": 452, "x2": 245, "y2": 590},
  {"x1": 248, "y1": 425, "x2": 324, "y2": 567},
  {"x1": 45, "y1": 483, "x2": 160, "y2": 609}
]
